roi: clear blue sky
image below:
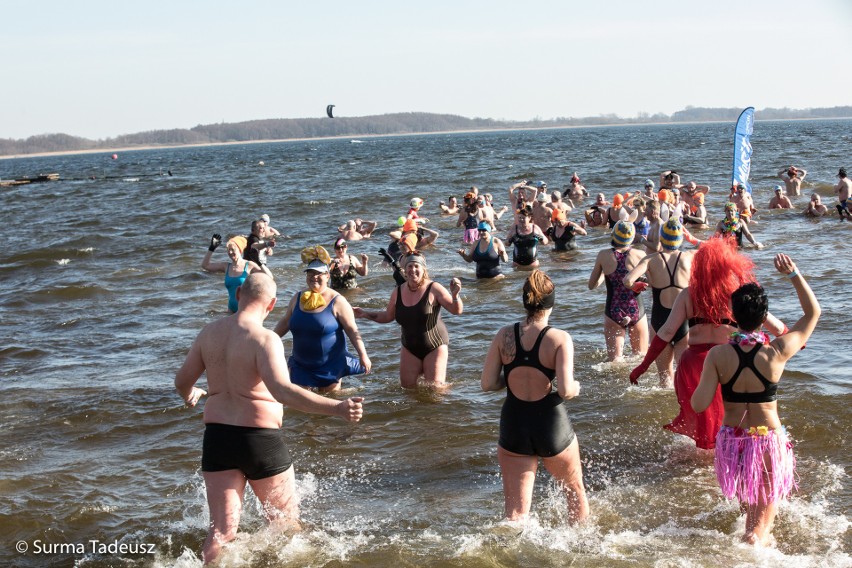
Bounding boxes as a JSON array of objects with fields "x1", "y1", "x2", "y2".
[{"x1": 3, "y1": 0, "x2": 850, "y2": 140}]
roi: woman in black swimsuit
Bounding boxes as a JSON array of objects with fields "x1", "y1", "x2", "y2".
[
  {"x1": 505, "y1": 206, "x2": 548, "y2": 269},
  {"x1": 481, "y1": 270, "x2": 588, "y2": 523},
  {"x1": 623, "y1": 219, "x2": 694, "y2": 387},
  {"x1": 547, "y1": 210, "x2": 587, "y2": 251},
  {"x1": 354, "y1": 252, "x2": 463, "y2": 388}
]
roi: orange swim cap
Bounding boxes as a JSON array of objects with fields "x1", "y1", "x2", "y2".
[
  {"x1": 227, "y1": 236, "x2": 248, "y2": 254},
  {"x1": 402, "y1": 219, "x2": 418, "y2": 233},
  {"x1": 612, "y1": 194, "x2": 624, "y2": 206},
  {"x1": 401, "y1": 233, "x2": 418, "y2": 252}
]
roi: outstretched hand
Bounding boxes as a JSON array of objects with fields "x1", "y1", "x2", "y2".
[
  {"x1": 774, "y1": 253, "x2": 797, "y2": 275},
  {"x1": 209, "y1": 234, "x2": 222, "y2": 252}
]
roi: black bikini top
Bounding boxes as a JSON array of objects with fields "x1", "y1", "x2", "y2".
[
  {"x1": 720, "y1": 344, "x2": 778, "y2": 403},
  {"x1": 688, "y1": 316, "x2": 737, "y2": 328},
  {"x1": 503, "y1": 323, "x2": 556, "y2": 382}
]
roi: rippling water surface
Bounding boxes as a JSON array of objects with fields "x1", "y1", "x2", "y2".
[{"x1": 0, "y1": 121, "x2": 849, "y2": 567}]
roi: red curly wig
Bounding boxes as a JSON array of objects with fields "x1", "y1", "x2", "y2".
[{"x1": 689, "y1": 237, "x2": 755, "y2": 325}]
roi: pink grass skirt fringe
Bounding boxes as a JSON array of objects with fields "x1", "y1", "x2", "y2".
[{"x1": 714, "y1": 426, "x2": 797, "y2": 505}]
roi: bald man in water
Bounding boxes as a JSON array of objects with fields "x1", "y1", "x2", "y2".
[{"x1": 175, "y1": 273, "x2": 364, "y2": 564}]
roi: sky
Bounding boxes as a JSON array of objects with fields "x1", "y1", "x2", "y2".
[{"x1": 3, "y1": 0, "x2": 851, "y2": 140}]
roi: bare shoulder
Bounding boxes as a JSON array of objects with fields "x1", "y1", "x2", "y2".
[
  {"x1": 545, "y1": 327, "x2": 571, "y2": 344},
  {"x1": 706, "y1": 343, "x2": 731, "y2": 365},
  {"x1": 497, "y1": 325, "x2": 516, "y2": 359},
  {"x1": 254, "y1": 324, "x2": 283, "y2": 350},
  {"x1": 629, "y1": 248, "x2": 646, "y2": 261}
]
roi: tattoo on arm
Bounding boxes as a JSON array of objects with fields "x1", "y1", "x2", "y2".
[{"x1": 501, "y1": 328, "x2": 515, "y2": 362}]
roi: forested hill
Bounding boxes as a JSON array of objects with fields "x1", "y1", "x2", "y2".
[{"x1": 2, "y1": 106, "x2": 851, "y2": 156}]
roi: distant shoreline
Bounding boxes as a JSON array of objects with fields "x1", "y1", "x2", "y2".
[{"x1": 2, "y1": 116, "x2": 849, "y2": 162}]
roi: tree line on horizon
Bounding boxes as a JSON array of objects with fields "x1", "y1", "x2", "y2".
[{"x1": 1, "y1": 106, "x2": 850, "y2": 157}]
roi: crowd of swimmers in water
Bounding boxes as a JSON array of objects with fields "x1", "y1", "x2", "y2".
[{"x1": 178, "y1": 165, "x2": 845, "y2": 563}]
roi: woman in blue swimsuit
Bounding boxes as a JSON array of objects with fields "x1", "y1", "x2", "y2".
[
  {"x1": 201, "y1": 234, "x2": 270, "y2": 312},
  {"x1": 458, "y1": 221, "x2": 509, "y2": 279},
  {"x1": 481, "y1": 269, "x2": 589, "y2": 523},
  {"x1": 274, "y1": 253, "x2": 371, "y2": 392}
]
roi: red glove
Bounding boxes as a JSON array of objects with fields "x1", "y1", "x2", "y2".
[
  {"x1": 630, "y1": 281, "x2": 649, "y2": 294},
  {"x1": 629, "y1": 335, "x2": 669, "y2": 384}
]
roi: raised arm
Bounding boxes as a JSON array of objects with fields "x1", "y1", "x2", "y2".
[
  {"x1": 355, "y1": 254, "x2": 369, "y2": 277},
  {"x1": 770, "y1": 254, "x2": 820, "y2": 359},
  {"x1": 201, "y1": 234, "x2": 227, "y2": 272},
  {"x1": 418, "y1": 227, "x2": 439, "y2": 246},
  {"x1": 201, "y1": 253, "x2": 228, "y2": 273},
  {"x1": 763, "y1": 312, "x2": 787, "y2": 337},
  {"x1": 433, "y1": 279, "x2": 463, "y2": 315},
  {"x1": 508, "y1": 182, "x2": 523, "y2": 205}
]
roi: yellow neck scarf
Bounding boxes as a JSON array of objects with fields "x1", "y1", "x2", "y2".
[{"x1": 300, "y1": 290, "x2": 327, "y2": 311}]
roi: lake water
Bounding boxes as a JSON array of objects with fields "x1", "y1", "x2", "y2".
[{"x1": 0, "y1": 120, "x2": 849, "y2": 567}]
